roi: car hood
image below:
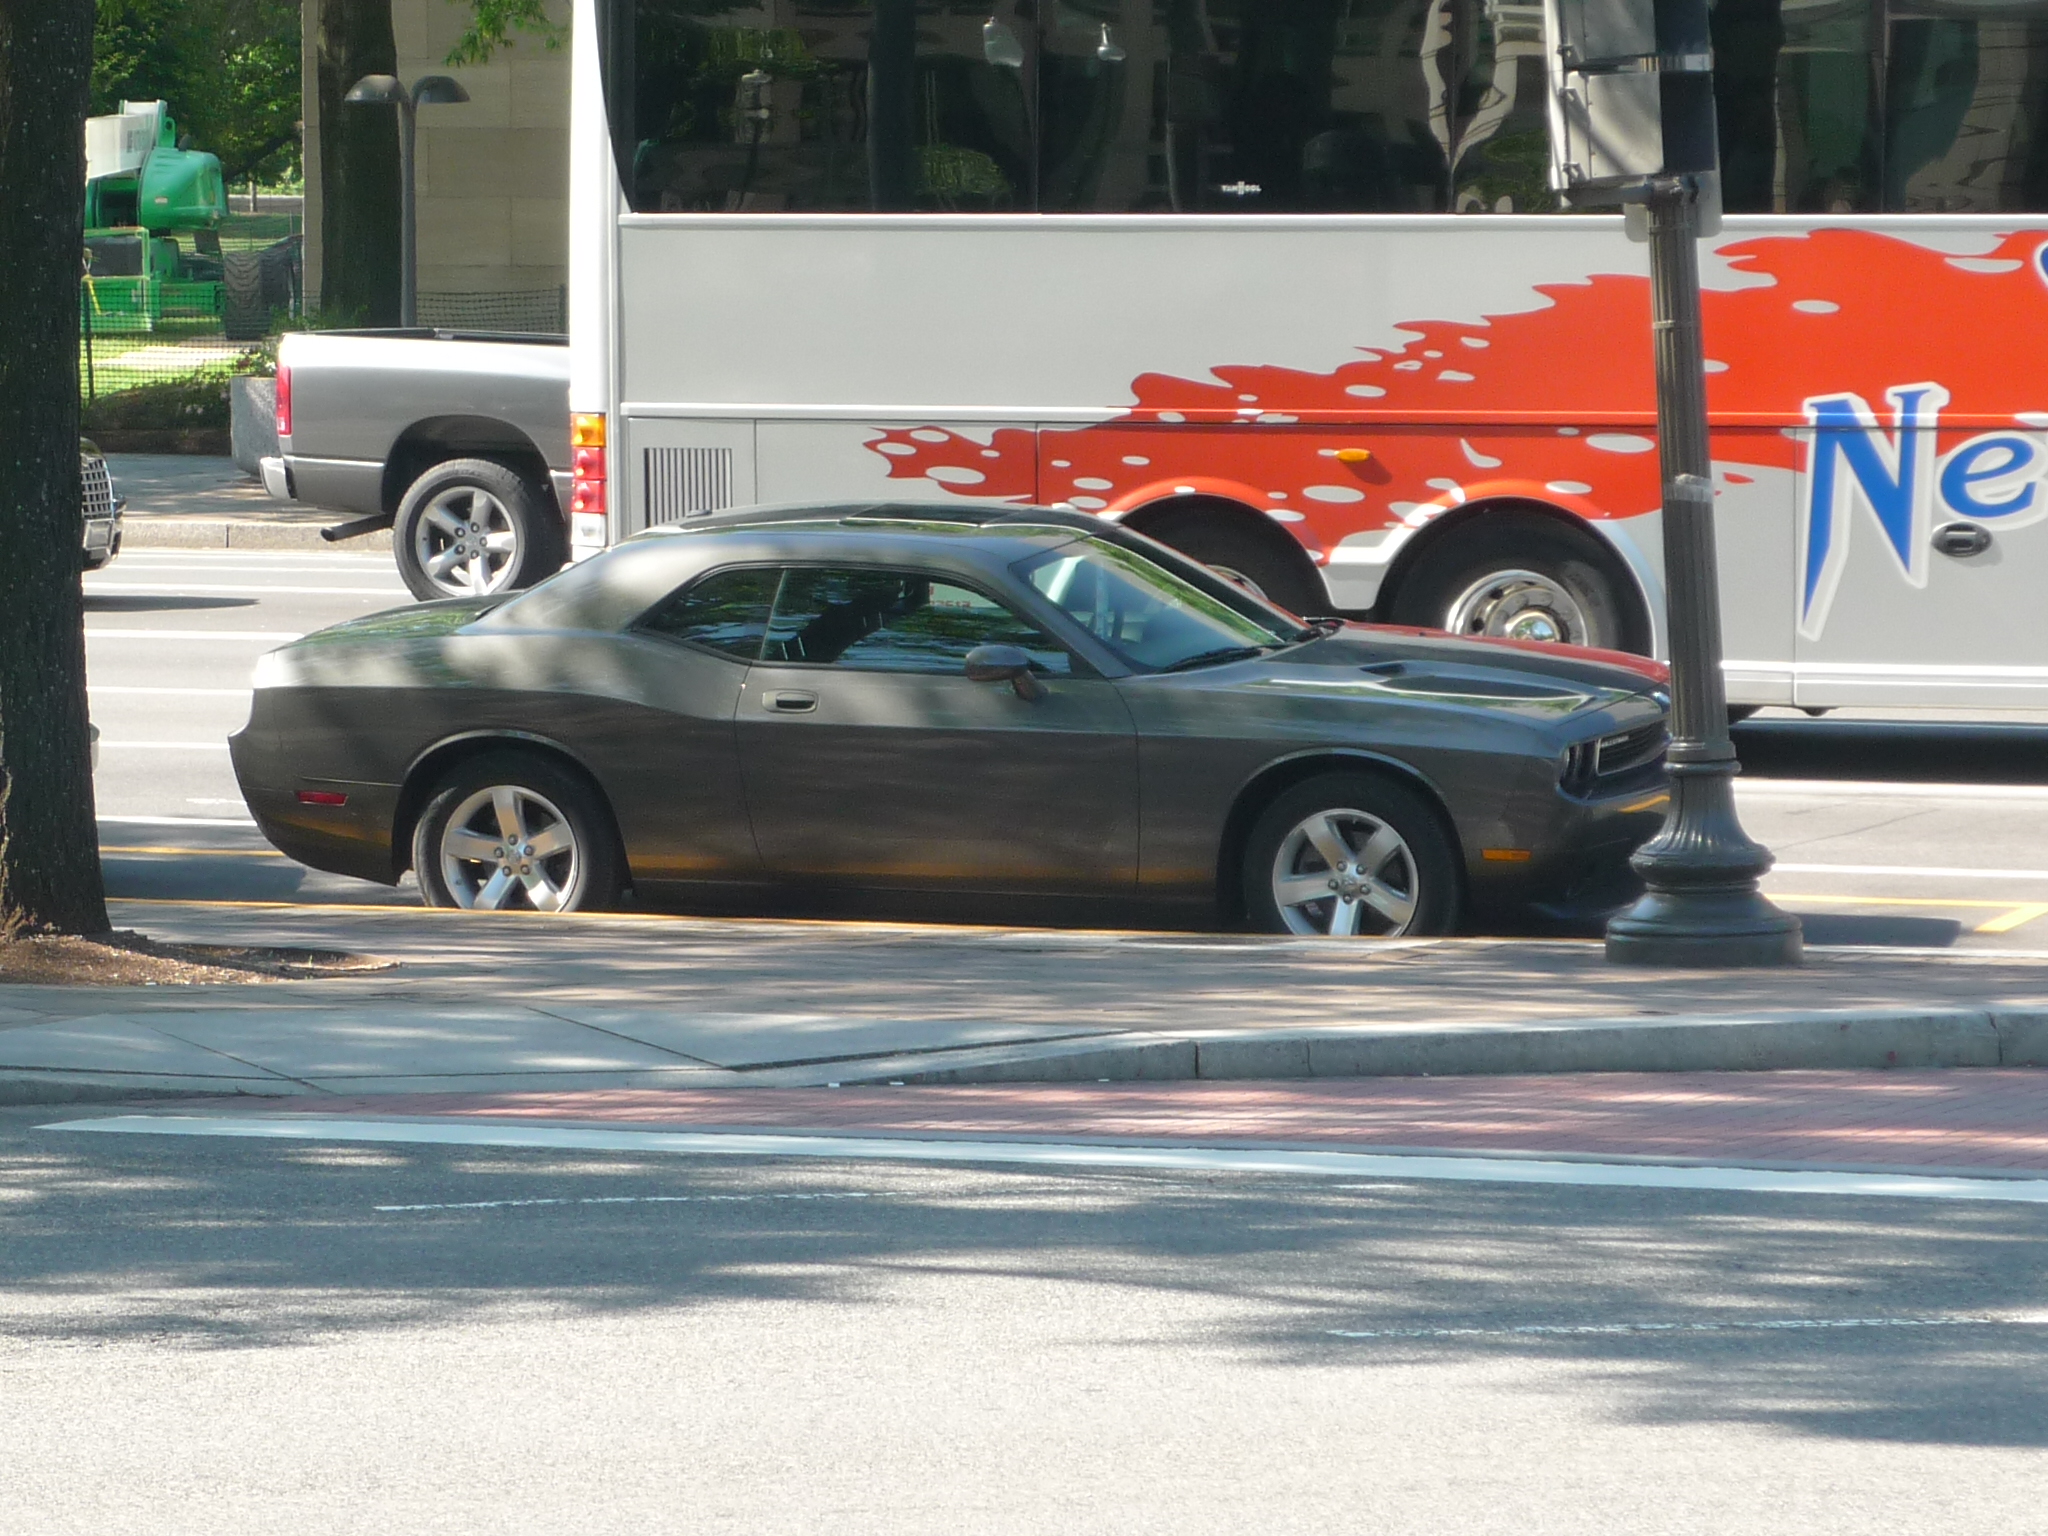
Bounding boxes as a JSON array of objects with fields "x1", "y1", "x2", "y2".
[{"x1": 1197, "y1": 623, "x2": 1666, "y2": 725}]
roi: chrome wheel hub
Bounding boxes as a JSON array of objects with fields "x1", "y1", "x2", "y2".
[
  {"x1": 1270, "y1": 808, "x2": 1419, "y2": 938},
  {"x1": 1445, "y1": 569, "x2": 1588, "y2": 646},
  {"x1": 439, "y1": 785, "x2": 579, "y2": 912},
  {"x1": 416, "y1": 487, "x2": 520, "y2": 597}
]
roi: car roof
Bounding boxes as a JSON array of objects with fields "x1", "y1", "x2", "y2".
[
  {"x1": 482, "y1": 511, "x2": 1094, "y2": 635},
  {"x1": 634, "y1": 499, "x2": 1113, "y2": 540}
]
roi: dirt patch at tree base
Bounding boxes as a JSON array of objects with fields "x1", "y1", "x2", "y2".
[{"x1": 0, "y1": 930, "x2": 395, "y2": 987}]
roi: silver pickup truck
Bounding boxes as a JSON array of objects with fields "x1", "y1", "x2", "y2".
[{"x1": 261, "y1": 329, "x2": 569, "y2": 601}]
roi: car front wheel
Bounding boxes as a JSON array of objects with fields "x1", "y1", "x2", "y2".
[
  {"x1": 1242, "y1": 772, "x2": 1460, "y2": 937},
  {"x1": 413, "y1": 753, "x2": 622, "y2": 913}
]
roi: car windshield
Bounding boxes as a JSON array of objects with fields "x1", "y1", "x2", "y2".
[{"x1": 1016, "y1": 537, "x2": 1294, "y2": 672}]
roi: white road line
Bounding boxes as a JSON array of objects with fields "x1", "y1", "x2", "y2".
[
  {"x1": 85, "y1": 629, "x2": 301, "y2": 642},
  {"x1": 89, "y1": 685, "x2": 251, "y2": 697},
  {"x1": 41, "y1": 1117, "x2": 2048, "y2": 1204},
  {"x1": 1774, "y1": 862, "x2": 2048, "y2": 881},
  {"x1": 87, "y1": 582, "x2": 403, "y2": 596},
  {"x1": 1325, "y1": 1316, "x2": 2040, "y2": 1341},
  {"x1": 1739, "y1": 779, "x2": 2048, "y2": 801},
  {"x1": 376, "y1": 1191, "x2": 880, "y2": 1212},
  {"x1": 99, "y1": 741, "x2": 231, "y2": 751}
]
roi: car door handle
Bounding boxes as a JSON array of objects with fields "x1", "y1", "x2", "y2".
[{"x1": 763, "y1": 689, "x2": 818, "y2": 713}]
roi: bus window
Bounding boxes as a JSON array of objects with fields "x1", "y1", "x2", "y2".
[
  {"x1": 600, "y1": 0, "x2": 2048, "y2": 216},
  {"x1": 1887, "y1": 3, "x2": 2048, "y2": 212}
]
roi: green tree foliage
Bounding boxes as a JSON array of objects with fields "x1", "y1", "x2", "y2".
[
  {"x1": 91, "y1": 0, "x2": 301, "y2": 184},
  {"x1": 444, "y1": 0, "x2": 564, "y2": 67}
]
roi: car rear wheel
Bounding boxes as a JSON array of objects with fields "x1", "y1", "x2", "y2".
[
  {"x1": 394, "y1": 458, "x2": 564, "y2": 603},
  {"x1": 1387, "y1": 510, "x2": 1641, "y2": 652},
  {"x1": 413, "y1": 753, "x2": 622, "y2": 913},
  {"x1": 1243, "y1": 772, "x2": 1460, "y2": 937}
]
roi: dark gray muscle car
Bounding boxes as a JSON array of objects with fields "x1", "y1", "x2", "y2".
[{"x1": 229, "y1": 504, "x2": 1672, "y2": 935}]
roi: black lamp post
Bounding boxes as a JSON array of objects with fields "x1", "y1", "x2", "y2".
[
  {"x1": 343, "y1": 73, "x2": 471, "y2": 327},
  {"x1": 1541, "y1": 0, "x2": 1801, "y2": 967}
]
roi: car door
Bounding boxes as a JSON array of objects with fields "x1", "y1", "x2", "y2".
[
  {"x1": 593, "y1": 564, "x2": 780, "y2": 888},
  {"x1": 734, "y1": 564, "x2": 1139, "y2": 891}
]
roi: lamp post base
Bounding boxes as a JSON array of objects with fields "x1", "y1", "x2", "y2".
[{"x1": 1605, "y1": 889, "x2": 1804, "y2": 967}]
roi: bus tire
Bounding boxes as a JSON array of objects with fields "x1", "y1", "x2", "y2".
[
  {"x1": 1386, "y1": 510, "x2": 1642, "y2": 652},
  {"x1": 1135, "y1": 504, "x2": 1328, "y2": 617}
]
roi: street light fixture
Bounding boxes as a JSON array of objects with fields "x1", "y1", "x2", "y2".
[{"x1": 343, "y1": 72, "x2": 471, "y2": 327}]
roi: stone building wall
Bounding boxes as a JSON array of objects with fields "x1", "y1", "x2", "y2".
[{"x1": 302, "y1": 0, "x2": 571, "y2": 325}]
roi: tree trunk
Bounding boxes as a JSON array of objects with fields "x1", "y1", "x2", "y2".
[
  {"x1": 0, "y1": 0, "x2": 110, "y2": 936},
  {"x1": 316, "y1": 0, "x2": 401, "y2": 325}
]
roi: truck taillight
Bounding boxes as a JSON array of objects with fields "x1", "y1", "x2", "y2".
[
  {"x1": 569, "y1": 413, "x2": 608, "y2": 557},
  {"x1": 275, "y1": 362, "x2": 292, "y2": 438}
]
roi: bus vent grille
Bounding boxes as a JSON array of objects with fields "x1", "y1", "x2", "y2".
[{"x1": 643, "y1": 447, "x2": 733, "y2": 528}]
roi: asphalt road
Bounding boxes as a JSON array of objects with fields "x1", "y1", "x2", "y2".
[
  {"x1": 5, "y1": 1103, "x2": 2045, "y2": 1534},
  {"x1": 82, "y1": 547, "x2": 2048, "y2": 947}
]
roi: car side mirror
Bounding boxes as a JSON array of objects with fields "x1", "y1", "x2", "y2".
[{"x1": 964, "y1": 643, "x2": 1045, "y2": 700}]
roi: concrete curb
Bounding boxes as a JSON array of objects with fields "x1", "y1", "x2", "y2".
[
  {"x1": 3, "y1": 1006, "x2": 2046, "y2": 1104},
  {"x1": 826, "y1": 1007, "x2": 2048, "y2": 1086},
  {"x1": 120, "y1": 519, "x2": 392, "y2": 553},
  {"x1": 0, "y1": 1073, "x2": 286, "y2": 1108}
]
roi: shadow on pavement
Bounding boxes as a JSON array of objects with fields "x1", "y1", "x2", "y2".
[
  {"x1": 1735, "y1": 718, "x2": 2048, "y2": 785},
  {"x1": 1790, "y1": 913, "x2": 1964, "y2": 948},
  {"x1": 85, "y1": 594, "x2": 259, "y2": 613},
  {"x1": 3, "y1": 1115, "x2": 2045, "y2": 1447}
]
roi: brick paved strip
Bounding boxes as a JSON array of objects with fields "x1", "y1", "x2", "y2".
[{"x1": 284, "y1": 1070, "x2": 2048, "y2": 1174}]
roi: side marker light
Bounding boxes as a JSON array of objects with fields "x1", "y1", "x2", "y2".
[
  {"x1": 297, "y1": 790, "x2": 348, "y2": 807},
  {"x1": 1480, "y1": 848, "x2": 1532, "y2": 862}
]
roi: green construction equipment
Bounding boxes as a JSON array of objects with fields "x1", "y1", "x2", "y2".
[{"x1": 81, "y1": 100, "x2": 288, "y2": 340}]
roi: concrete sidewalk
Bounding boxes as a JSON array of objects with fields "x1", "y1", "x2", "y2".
[
  {"x1": 105, "y1": 455, "x2": 390, "y2": 552},
  {"x1": 4, "y1": 897, "x2": 2048, "y2": 1103}
]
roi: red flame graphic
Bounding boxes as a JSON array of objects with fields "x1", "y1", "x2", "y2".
[{"x1": 866, "y1": 228, "x2": 2048, "y2": 559}]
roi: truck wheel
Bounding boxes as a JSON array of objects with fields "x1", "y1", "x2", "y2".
[
  {"x1": 393, "y1": 458, "x2": 564, "y2": 602},
  {"x1": 1386, "y1": 510, "x2": 1643, "y2": 653},
  {"x1": 221, "y1": 252, "x2": 266, "y2": 341}
]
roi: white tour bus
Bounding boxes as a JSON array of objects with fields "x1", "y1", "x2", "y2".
[{"x1": 566, "y1": 0, "x2": 2048, "y2": 710}]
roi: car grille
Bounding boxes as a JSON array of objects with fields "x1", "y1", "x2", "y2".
[
  {"x1": 81, "y1": 454, "x2": 116, "y2": 522},
  {"x1": 1594, "y1": 720, "x2": 1668, "y2": 777},
  {"x1": 1561, "y1": 717, "x2": 1669, "y2": 797}
]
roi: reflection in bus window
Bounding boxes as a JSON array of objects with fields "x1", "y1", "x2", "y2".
[{"x1": 603, "y1": 0, "x2": 2048, "y2": 215}]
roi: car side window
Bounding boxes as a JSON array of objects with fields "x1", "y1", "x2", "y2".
[
  {"x1": 637, "y1": 567, "x2": 777, "y2": 660},
  {"x1": 763, "y1": 568, "x2": 1073, "y2": 676}
]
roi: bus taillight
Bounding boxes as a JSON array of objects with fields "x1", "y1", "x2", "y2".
[{"x1": 569, "y1": 413, "x2": 608, "y2": 556}]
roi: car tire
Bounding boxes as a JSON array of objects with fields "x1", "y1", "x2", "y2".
[
  {"x1": 1138, "y1": 505, "x2": 1328, "y2": 616},
  {"x1": 393, "y1": 457, "x2": 564, "y2": 603},
  {"x1": 1242, "y1": 771, "x2": 1461, "y2": 937},
  {"x1": 1387, "y1": 510, "x2": 1643, "y2": 652},
  {"x1": 221, "y1": 251, "x2": 266, "y2": 341},
  {"x1": 413, "y1": 752, "x2": 623, "y2": 913}
]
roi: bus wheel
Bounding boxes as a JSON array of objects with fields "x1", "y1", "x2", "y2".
[
  {"x1": 1387, "y1": 511, "x2": 1639, "y2": 652},
  {"x1": 1136, "y1": 504, "x2": 1328, "y2": 616}
]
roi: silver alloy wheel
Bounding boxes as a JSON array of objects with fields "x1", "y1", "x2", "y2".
[
  {"x1": 414, "y1": 485, "x2": 522, "y2": 597},
  {"x1": 1269, "y1": 807, "x2": 1420, "y2": 937},
  {"x1": 1444, "y1": 568, "x2": 1589, "y2": 645},
  {"x1": 438, "y1": 784, "x2": 580, "y2": 912}
]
